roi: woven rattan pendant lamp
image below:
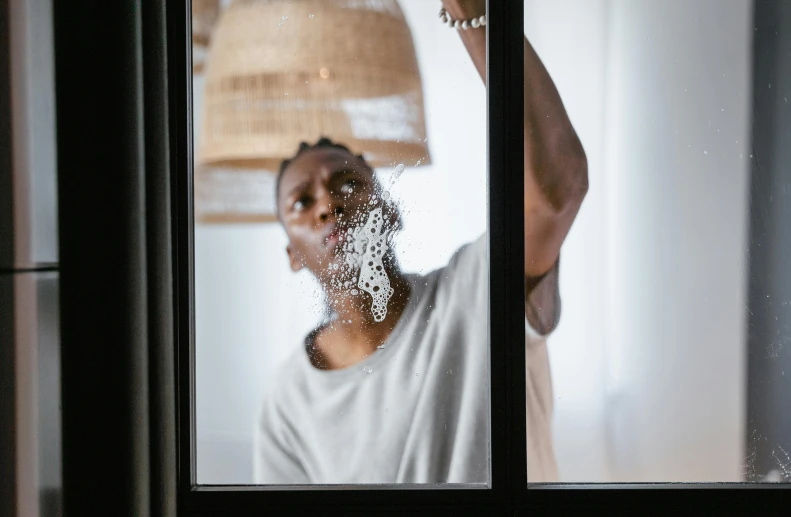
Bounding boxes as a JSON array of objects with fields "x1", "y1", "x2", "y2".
[
  {"x1": 192, "y1": 0, "x2": 221, "y2": 74},
  {"x1": 197, "y1": 0, "x2": 431, "y2": 172}
]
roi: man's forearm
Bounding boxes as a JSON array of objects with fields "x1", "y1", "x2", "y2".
[{"x1": 440, "y1": 0, "x2": 487, "y2": 83}]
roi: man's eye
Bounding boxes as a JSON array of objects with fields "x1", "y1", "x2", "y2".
[
  {"x1": 293, "y1": 196, "x2": 312, "y2": 212},
  {"x1": 339, "y1": 180, "x2": 357, "y2": 195}
]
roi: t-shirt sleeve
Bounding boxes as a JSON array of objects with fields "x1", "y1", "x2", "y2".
[
  {"x1": 525, "y1": 316, "x2": 549, "y2": 345},
  {"x1": 525, "y1": 255, "x2": 562, "y2": 344},
  {"x1": 253, "y1": 390, "x2": 310, "y2": 484},
  {"x1": 442, "y1": 233, "x2": 488, "y2": 296},
  {"x1": 444, "y1": 233, "x2": 554, "y2": 340}
]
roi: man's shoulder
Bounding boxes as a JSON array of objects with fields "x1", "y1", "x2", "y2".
[
  {"x1": 436, "y1": 233, "x2": 488, "y2": 291},
  {"x1": 450, "y1": 233, "x2": 487, "y2": 267},
  {"x1": 414, "y1": 234, "x2": 486, "y2": 281},
  {"x1": 404, "y1": 234, "x2": 488, "y2": 324}
]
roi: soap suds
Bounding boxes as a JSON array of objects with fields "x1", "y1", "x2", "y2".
[
  {"x1": 351, "y1": 207, "x2": 394, "y2": 322},
  {"x1": 328, "y1": 164, "x2": 405, "y2": 322}
]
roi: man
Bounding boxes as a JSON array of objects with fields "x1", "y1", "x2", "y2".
[{"x1": 253, "y1": 0, "x2": 588, "y2": 484}]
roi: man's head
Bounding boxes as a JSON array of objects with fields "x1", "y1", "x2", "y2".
[{"x1": 276, "y1": 137, "x2": 400, "y2": 286}]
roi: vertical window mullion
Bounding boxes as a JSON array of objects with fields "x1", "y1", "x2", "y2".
[{"x1": 486, "y1": 0, "x2": 527, "y2": 509}]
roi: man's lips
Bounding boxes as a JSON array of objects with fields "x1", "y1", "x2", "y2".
[{"x1": 323, "y1": 226, "x2": 344, "y2": 247}]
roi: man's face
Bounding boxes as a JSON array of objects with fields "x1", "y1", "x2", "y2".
[{"x1": 277, "y1": 147, "x2": 399, "y2": 284}]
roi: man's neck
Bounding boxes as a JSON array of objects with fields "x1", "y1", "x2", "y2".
[{"x1": 311, "y1": 272, "x2": 412, "y2": 370}]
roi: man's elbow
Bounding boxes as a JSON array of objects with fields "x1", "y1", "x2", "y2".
[
  {"x1": 556, "y1": 141, "x2": 589, "y2": 213},
  {"x1": 529, "y1": 134, "x2": 589, "y2": 215},
  {"x1": 541, "y1": 152, "x2": 588, "y2": 217}
]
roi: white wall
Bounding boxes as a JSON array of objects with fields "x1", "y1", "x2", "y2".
[
  {"x1": 194, "y1": 0, "x2": 488, "y2": 484},
  {"x1": 526, "y1": 0, "x2": 752, "y2": 482}
]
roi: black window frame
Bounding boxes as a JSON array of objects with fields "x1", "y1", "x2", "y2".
[{"x1": 52, "y1": 0, "x2": 791, "y2": 514}]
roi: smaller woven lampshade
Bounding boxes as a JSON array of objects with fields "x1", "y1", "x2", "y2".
[
  {"x1": 194, "y1": 165, "x2": 278, "y2": 223},
  {"x1": 198, "y1": 0, "x2": 431, "y2": 171},
  {"x1": 192, "y1": 0, "x2": 221, "y2": 74}
]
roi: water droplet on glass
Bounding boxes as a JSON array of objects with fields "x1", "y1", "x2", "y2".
[
  {"x1": 415, "y1": 373, "x2": 419, "y2": 377},
  {"x1": 393, "y1": 163, "x2": 406, "y2": 180},
  {"x1": 382, "y1": 190, "x2": 391, "y2": 201},
  {"x1": 363, "y1": 367, "x2": 373, "y2": 374},
  {"x1": 282, "y1": 15, "x2": 288, "y2": 20},
  {"x1": 377, "y1": 344, "x2": 387, "y2": 350},
  {"x1": 278, "y1": 21, "x2": 283, "y2": 27},
  {"x1": 704, "y1": 150, "x2": 708, "y2": 155},
  {"x1": 309, "y1": 13, "x2": 315, "y2": 19}
]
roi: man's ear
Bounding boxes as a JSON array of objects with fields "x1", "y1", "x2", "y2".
[{"x1": 286, "y1": 244, "x2": 303, "y2": 272}]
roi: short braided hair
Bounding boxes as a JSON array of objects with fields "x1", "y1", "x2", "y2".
[{"x1": 276, "y1": 137, "x2": 368, "y2": 217}]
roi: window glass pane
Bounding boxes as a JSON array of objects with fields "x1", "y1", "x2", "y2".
[
  {"x1": 524, "y1": 0, "x2": 791, "y2": 483},
  {"x1": 193, "y1": 0, "x2": 490, "y2": 486}
]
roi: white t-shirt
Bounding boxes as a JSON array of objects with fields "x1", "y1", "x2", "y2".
[{"x1": 253, "y1": 234, "x2": 558, "y2": 484}]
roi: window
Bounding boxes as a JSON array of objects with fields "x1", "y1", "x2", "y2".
[
  {"x1": 523, "y1": 0, "x2": 791, "y2": 485},
  {"x1": 178, "y1": 0, "x2": 791, "y2": 511},
  {"x1": 50, "y1": 0, "x2": 790, "y2": 513},
  {"x1": 192, "y1": 0, "x2": 491, "y2": 488}
]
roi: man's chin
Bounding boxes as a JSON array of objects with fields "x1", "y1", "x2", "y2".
[{"x1": 318, "y1": 256, "x2": 361, "y2": 290}]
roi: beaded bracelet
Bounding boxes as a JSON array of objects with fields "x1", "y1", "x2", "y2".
[{"x1": 439, "y1": 7, "x2": 487, "y2": 30}]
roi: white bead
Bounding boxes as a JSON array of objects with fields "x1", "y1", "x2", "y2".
[
  {"x1": 447, "y1": 17, "x2": 454, "y2": 28},
  {"x1": 471, "y1": 18, "x2": 480, "y2": 28},
  {"x1": 479, "y1": 15, "x2": 487, "y2": 26},
  {"x1": 454, "y1": 20, "x2": 461, "y2": 29},
  {"x1": 462, "y1": 20, "x2": 471, "y2": 30}
]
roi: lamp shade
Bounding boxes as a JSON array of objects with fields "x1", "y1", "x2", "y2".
[
  {"x1": 192, "y1": 0, "x2": 221, "y2": 74},
  {"x1": 194, "y1": 165, "x2": 279, "y2": 223},
  {"x1": 197, "y1": 0, "x2": 431, "y2": 171}
]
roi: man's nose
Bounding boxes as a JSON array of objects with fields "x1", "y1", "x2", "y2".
[{"x1": 316, "y1": 189, "x2": 344, "y2": 222}]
